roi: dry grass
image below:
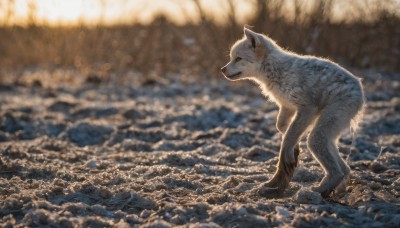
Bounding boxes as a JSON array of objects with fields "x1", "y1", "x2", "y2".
[{"x1": 0, "y1": 0, "x2": 399, "y2": 80}]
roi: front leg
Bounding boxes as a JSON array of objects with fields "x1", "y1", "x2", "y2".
[
  {"x1": 276, "y1": 106, "x2": 295, "y2": 134},
  {"x1": 260, "y1": 107, "x2": 317, "y2": 195},
  {"x1": 279, "y1": 107, "x2": 317, "y2": 175}
]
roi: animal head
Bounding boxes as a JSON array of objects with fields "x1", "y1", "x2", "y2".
[{"x1": 221, "y1": 28, "x2": 268, "y2": 81}]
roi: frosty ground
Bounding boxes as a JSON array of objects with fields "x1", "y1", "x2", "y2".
[{"x1": 0, "y1": 68, "x2": 399, "y2": 227}]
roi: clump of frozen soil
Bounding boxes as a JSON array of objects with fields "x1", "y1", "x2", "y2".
[{"x1": 0, "y1": 69, "x2": 399, "y2": 227}]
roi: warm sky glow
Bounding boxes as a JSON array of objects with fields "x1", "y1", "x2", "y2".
[
  {"x1": 1, "y1": 0, "x2": 399, "y2": 26},
  {"x1": 2, "y1": 0, "x2": 254, "y2": 26}
]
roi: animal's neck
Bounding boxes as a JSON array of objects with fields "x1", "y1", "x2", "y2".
[{"x1": 258, "y1": 53, "x2": 286, "y2": 89}]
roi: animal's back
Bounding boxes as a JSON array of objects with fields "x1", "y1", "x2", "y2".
[{"x1": 281, "y1": 54, "x2": 364, "y2": 111}]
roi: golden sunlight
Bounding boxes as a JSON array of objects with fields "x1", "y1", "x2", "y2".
[
  {"x1": 4, "y1": 0, "x2": 253, "y2": 26},
  {"x1": 2, "y1": 0, "x2": 399, "y2": 26},
  {"x1": 11, "y1": 0, "x2": 136, "y2": 25}
]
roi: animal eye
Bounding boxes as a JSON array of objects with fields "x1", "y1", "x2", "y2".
[{"x1": 235, "y1": 57, "x2": 242, "y2": 62}]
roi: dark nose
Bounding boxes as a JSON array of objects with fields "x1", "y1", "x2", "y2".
[{"x1": 221, "y1": 67, "x2": 227, "y2": 74}]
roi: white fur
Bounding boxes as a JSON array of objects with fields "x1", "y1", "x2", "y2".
[{"x1": 221, "y1": 28, "x2": 365, "y2": 197}]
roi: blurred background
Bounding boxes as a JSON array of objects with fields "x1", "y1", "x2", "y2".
[{"x1": 0, "y1": 0, "x2": 399, "y2": 81}]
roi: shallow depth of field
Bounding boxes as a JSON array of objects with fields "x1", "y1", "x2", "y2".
[{"x1": 0, "y1": 0, "x2": 399, "y2": 227}]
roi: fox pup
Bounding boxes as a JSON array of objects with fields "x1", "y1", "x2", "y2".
[{"x1": 221, "y1": 28, "x2": 364, "y2": 197}]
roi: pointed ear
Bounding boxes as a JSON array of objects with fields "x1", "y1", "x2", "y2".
[{"x1": 244, "y1": 28, "x2": 260, "y2": 49}]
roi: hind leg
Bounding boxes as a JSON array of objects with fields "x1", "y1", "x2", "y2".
[
  {"x1": 307, "y1": 105, "x2": 353, "y2": 197},
  {"x1": 309, "y1": 138, "x2": 350, "y2": 197}
]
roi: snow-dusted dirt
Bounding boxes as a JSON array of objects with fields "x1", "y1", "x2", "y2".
[{"x1": 0, "y1": 69, "x2": 399, "y2": 227}]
